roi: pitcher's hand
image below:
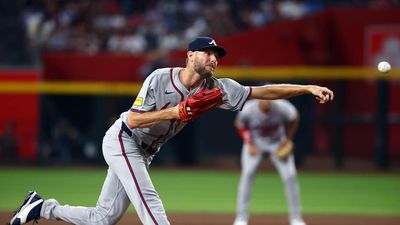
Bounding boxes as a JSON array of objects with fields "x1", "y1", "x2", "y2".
[{"x1": 308, "y1": 85, "x2": 334, "y2": 103}]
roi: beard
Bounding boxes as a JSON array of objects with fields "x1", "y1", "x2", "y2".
[{"x1": 193, "y1": 60, "x2": 214, "y2": 78}]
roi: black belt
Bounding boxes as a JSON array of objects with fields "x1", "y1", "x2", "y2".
[
  {"x1": 121, "y1": 122, "x2": 132, "y2": 137},
  {"x1": 121, "y1": 122, "x2": 157, "y2": 155}
]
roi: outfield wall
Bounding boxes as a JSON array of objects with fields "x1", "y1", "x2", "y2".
[{"x1": 0, "y1": 68, "x2": 399, "y2": 168}]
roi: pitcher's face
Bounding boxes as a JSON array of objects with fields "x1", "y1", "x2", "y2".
[{"x1": 191, "y1": 50, "x2": 219, "y2": 78}]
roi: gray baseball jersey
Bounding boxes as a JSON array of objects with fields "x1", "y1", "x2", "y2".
[
  {"x1": 236, "y1": 99, "x2": 297, "y2": 153},
  {"x1": 121, "y1": 67, "x2": 251, "y2": 156}
]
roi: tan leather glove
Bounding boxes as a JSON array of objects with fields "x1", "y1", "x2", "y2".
[{"x1": 274, "y1": 140, "x2": 293, "y2": 160}]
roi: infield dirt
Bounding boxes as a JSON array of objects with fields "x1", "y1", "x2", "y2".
[{"x1": 2, "y1": 212, "x2": 400, "y2": 225}]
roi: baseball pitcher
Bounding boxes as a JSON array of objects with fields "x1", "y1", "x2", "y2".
[
  {"x1": 9, "y1": 37, "x2": 333, "y2": 225},
  {"x1": 233, "y1": 99, "x2": 305, "y2": 225}
]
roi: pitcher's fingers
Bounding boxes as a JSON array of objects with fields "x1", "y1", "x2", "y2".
[
  {"x1": 316, "y1": 96, "x2": 325, "y2": 103},
  {"x1": 315, "y1": 91, "x2": 325, "y2": 100},
  {"x1": 325, "y1": 88, "x2": 334, "y2": 100},
  {"x1": 324, "y1": 93, "x2": 330, "y2": 101}
]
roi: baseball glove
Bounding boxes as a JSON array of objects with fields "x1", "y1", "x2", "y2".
[
  {"x1": 179, "y1": 87, "x2": 223, "y2": 122},
  {"x1": 274, "y1": 140, "x2": 294, "y2": 160}
]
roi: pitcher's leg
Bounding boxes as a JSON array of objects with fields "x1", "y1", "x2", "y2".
[
  {"x1": 41, "y1": 168, "x2": 130, "y2": 225},
  {"x1": 110, "y1": 131, "x2": 169, "y2": 225}
]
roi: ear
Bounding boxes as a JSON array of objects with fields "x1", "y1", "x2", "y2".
[{"x1": 186, "y1": 51, "x2": 195, "y2": 65}]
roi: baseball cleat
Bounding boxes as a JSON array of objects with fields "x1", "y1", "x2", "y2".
[{"x1": 8, "y1": 191, "x2": 43, "y2": 225}]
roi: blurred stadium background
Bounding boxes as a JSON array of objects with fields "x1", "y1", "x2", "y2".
[{"x1": 0, "y1": 0, "x2": 400, "y2": 225}]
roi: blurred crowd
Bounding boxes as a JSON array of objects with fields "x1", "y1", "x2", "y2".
[
  {"x1": 0, "y1": 0, "x2": 396, "y2": 65},
  {"x1": 22, "y1": 0, "x2": 399, "y2": 56},
  {"x1": 23, "y1": 0, "x2": 329, "y2": 55}
]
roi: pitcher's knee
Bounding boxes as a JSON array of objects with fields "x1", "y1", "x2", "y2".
[{"x1": 88, "y1": 205, "x2": 123, "y2": 225}]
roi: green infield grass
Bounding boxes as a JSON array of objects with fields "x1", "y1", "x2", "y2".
[{"x1": 0, "y1": 168, "x2": 399, "y2": 215}]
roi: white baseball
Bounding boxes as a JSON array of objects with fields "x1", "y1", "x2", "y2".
[{"x1": 377, "y1": 61, "x2": 391, "y2": 73}]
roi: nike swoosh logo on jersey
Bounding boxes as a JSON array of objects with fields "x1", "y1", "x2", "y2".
[{"x1": 165, "y1": 90, "x2": 174, "y2": 95}]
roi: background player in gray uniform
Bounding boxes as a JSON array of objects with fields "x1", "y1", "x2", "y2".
[
  {"x1": 10, "y1": 37, "x2": 333, "y2": 225},
  {"x1": 233, "y1": 99, "x2": 305, "y2": 225}
]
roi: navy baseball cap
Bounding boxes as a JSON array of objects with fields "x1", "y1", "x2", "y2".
[{"x1": 188, "y1": 37, "x2": 227, "y2": 58}]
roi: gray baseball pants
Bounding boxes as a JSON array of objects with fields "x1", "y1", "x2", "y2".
[{"x1": 40, "y1": 121, "x2": 170, "y2": 225}]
